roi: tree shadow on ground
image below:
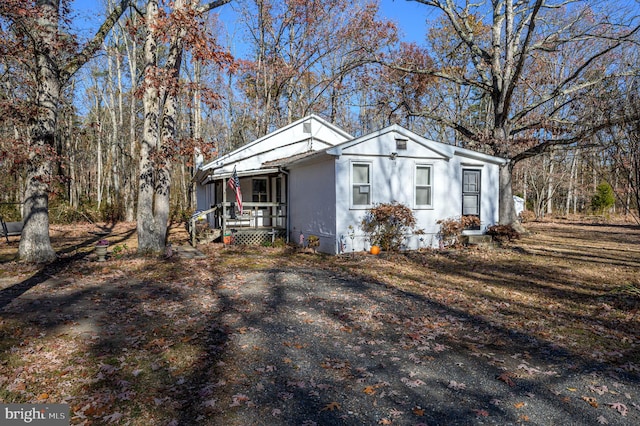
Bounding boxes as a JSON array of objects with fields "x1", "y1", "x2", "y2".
[
  {"x1": 168, "y1": 264, "x2": 639, "y2": 425},
  {"x1": 0, "y1": 224, "x2": 135, "y2": 310},
  {"x1": 0, "y1": 227, "x2": 638, "y2": 425}
]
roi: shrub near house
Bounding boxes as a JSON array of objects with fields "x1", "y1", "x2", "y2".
[{"x1": 361, "y1": 203, "x2": 418, "y2": 252}]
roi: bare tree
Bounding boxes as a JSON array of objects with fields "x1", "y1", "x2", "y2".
[
  {"x1": 395, "y1": 0, "x2": 640, "y2": 226},
  {"x1": 238, "y1": 0, "x2": 397, "y2": 137}
]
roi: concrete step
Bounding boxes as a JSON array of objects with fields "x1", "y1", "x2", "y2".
[{"x1": 464, "y1": 234, "x2": 493, "y2": 246}]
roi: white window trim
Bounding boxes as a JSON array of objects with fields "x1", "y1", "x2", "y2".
[
  {"x1": 350, "y1": 160, "x2": 372, "y2": 209},
  {"x1": 414, "y1": 163, "x2": 433, "y2": 209}
]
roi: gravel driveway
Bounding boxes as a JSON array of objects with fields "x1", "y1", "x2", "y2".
[
  {"x1": 201, "y1": 265, "x2": 639, "y2": 426},
  {"x1": 1, "y1": 242, "x2": 637, "y2": 426}
]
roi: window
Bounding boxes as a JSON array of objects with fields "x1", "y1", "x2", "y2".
[
  {"x1": 351, "y1": 162, "x2": 371, "y2": 207},
  {"x1": 415, "y1": 165, "x2": 432, "y2": 208},
  {"x1": 462, "y1": 169, "x2": 481, "y2": 229},
  {"x1": 252, "y1": 178, "x2": 267, "y2": 202}
]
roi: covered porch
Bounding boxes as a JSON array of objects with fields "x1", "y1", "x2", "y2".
[{"x1": 191, "y1": 168, "x2": 288, "y2": 246}]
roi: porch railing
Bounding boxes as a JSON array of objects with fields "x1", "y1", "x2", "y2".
[
  {"x1": 219, "y1": 201, "x2": 287, "y2": 231},
  {"x1": 189, "y1": 202, "x2": 287, "y2": 247},
  {"x1": 189, "y1": 205, "x2": 218, "y2": 247}
]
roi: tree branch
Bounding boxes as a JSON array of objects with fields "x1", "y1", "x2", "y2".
[
  {"x1": 405, "y1": 108, "x2": 480, "y2": 142},
  {"x1": 61, "y1": 0, "x2": 131, "y2": 81},
  {"x1": 511, "y1": 110, "x2": 640, "y2": 164},
  {"x1": 196, "y1": 0, "x2": 232, "y2": 15}
]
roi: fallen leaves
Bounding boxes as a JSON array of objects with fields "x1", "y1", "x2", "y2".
[
  {"x1": 609, "y1": 402, "x2": 629, "y2": 416},
  {"x1": 1, "y1": 222, "x2": 639, "y2": 426},
  {"x1": 412, "y1": 406, "x2": 425, "y2": 416},
  {"x1": 102, "y1": 412, "x2": 123, "y2": 423},
  {"x1": 447, "y1": 380, "x2": 466, "y2": 390},
  {"x1": 589, "y1": 384, "x2": 609, "y2": 395},
  {"x1": 497, "y1": 372, "x2": 516, "y2": 387},
  {"x1": 400, "y1": 377, "x2": 425, "y2": 388},
  {"x1": 321, "y1": 401, "x2": 341, "y2": 411},
  {"x1": 229, "y1": 393, "x2": 251, "y2": 407},
  {"x1": 363, "y1": 385, "x2": 377, "y2": 395},
  {"x1": 582, "y1": 396, "x2": 599, "y2": 408}
]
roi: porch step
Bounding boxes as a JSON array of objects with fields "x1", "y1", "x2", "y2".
[
  {"x1": 198, "y1": 228, "x2": 221, "y2": 244},
  {"x1": 464, "y1": 234, "x2": 493, "y2": 246}
]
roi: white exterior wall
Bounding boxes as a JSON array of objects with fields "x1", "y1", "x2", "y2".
[
  {"x1": 196, "y1": 182, "x2": 216, "y2": 211},
  {"x1": 288, "y1": 160, "x2": 337, "y2": 253},
  {"x1": 332, "y1": 129, "x2": 502, "y2": 253}
]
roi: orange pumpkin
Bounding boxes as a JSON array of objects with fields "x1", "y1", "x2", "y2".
[{"x1": 370, "y1": 245, "x2": 381, "y2": 255}]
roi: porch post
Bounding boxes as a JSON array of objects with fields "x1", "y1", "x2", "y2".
[{"x1": 222, "y1": 177, "x2": 227, "y2": 242}]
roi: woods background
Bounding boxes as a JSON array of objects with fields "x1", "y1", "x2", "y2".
[{"x1": 1, "y1": 0, "x2": 639, "y2": 260}]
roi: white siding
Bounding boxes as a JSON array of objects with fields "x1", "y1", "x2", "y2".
[
  {"x1": 332, "y1": 129, "x2": 502, "y2": 252},
  {"x1": 289, "y1": 160, "x2": 337, "y2": 253}
]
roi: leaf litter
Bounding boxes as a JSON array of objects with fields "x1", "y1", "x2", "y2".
[{"x1": 0, "y1": 220, "x2": 638, "y2": 425}]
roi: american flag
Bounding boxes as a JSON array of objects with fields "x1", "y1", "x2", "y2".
[{"x1": 228, "y1": 166, "x2": 243, "y2": 215}]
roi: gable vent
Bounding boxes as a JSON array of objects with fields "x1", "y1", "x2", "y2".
[
  {"x1": 395, "y1": 138, "x2": 408, "y2": 150},
  {"x1": 303, "y1": 122, "x2": 312, "y2": 133}
]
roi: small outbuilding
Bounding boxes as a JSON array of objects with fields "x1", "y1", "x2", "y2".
[{"x1": 195, "y1": 115, "x2": 506, "y2": 254}]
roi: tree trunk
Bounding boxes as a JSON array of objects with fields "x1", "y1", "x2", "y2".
[
  {"x1": 566, "y1": 150, "x2": 577, "y2": 216},
  {"x1": 124, "y1": 21, "x2": 138, "y2": 222},
  {"x1": 498, "y1": 161, "x2": 517, "y2": 226},
  {"x1": 19, "y1": 0, "x2": 60, "y2": 263},
  {"x1": 137, "y1": 0, "x2": 162, "y2": 252},
  {"x1": 13, "y1": 0, "x2": 131, "y2": 262},
  {"x1": 106, "y1": 42, "x2": 120, "y2": 210},
  {"x1": 546, "y1": 150, "x2": 555, "y2": 215},
  {"x1": 523, "y1": 166, "x2": 528, "y2": 211}
]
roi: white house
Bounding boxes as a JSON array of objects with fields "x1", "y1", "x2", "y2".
[{"x1": 195, "y1": 115, "x2": 506, "y2": 254}]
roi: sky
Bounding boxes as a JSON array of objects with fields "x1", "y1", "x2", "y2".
[
  {"x1": 70, "y1": 0, "x2": 434, "y2": 47},
  {"x1": 70, "y1": 0, "x2": 640, "y2": 49},
  {"x1": 377, "y1": 0, "x2": 434, "y2": 44}
]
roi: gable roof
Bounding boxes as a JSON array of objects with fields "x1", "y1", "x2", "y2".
[
  {"x1": 282, "y1": 124, "x2": 507, "y2": 167},
  {"x1": 195, "y1": 115, "x2": 353, "y2": 183},
  {"x1": 202, "y1": 115, "x2": 352, "y2": 171}
]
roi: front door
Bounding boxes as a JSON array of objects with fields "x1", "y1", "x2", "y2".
[{"x1": 462, "y1": 169, "x2": 481, "y2": 229}]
